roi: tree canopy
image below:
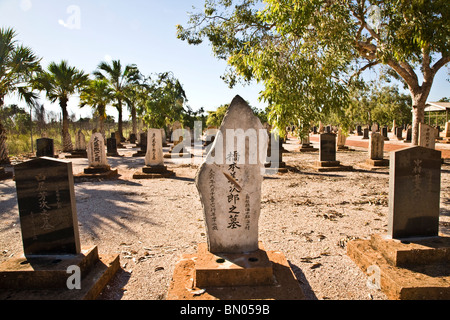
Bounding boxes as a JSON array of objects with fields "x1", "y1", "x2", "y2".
[{"x1": 177, "y1": 0, "x2": 450, "y2": 143}]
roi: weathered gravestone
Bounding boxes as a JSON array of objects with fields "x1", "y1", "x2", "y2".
[
  {"x1": 36, "y1": 138, "x2": 55, "y2": 158},
  {"x1": 445, "y1": 122, "x2": 450, "y2": 139},
  {"x1": 129, "y1": 133, "x2": 137, "y2": 144},
  {"x1": 396, "y1": 126, "x2": 403, "y2": 140},
  {"x1": 299, "y1": 133, "x2": 318, "y2": 153},
  {"x1": 404, "y1": 128, "x2": 412, "y2": 143},
  {"x1": 165, "y1": 128, "x2": 192, "y2": 159},
  {"x1": 362, "y1": 128, "x2": 370, "y2": 140},
  {"x1": 265, "y1": 132, "x2": 287, "y2": 173},
  {"x1": 418, "y1": 123, "x2": 436, "y2": 150},
  {"x1": 356, "y1": 125, "x2": 363, "y2": 136},
  {"x1": 76, "y1": 133, "x2": 118, "y2": 179},
  {"x1": 133, "y1": 132, "x2": 147, "y2": 157},
  {"x1": 315, "y1": 133, "x2": 353, "y2": 172},
  {"x1": 66, "y1": 130, "x2": 88, "y2": 158},
  {"x1": 382, "y1": 127, "x2": 389, "y2": 141},
  {"x1": 388, "y1": 146, "x2": 442, "y2": 239},
  {"x1": 361, "y1": 132, "x2": 389, "y2": 169},
  {"x1": 14, "y1": 157, "x2": 81, "y2": 256},
  {"x1": 337, "y1": 129, "x2": 349, "y2": 151},
  {"x1": 168, "y1": 96, "x2": 304, "y2": 299},
  {"x1": 0, "y1": 157, "x2": 120, "y2": 299},
  {"x1": 106, "y1": 137, "x2": 120, "y2": 157},
  {"x1": 347, "y1": 146, "x2": 450, "y2": 300},
  {"x1": 133, "y1": 129, "x2": 175, "y2": 179}
]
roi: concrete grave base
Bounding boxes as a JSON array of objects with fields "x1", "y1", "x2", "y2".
[
  {"x1": 264, "y1": 162, "x2": 288, "y2": 174},
  {"x1": 74, "y1": 166, "x2": 119, "y2": 181},
  {"x1": 133, "y1": 165, "x2": 175, "y2": 179},
  {"x1": 164, "y1": 152, "x2": 193, "y2": 159},
  {"x1": 313, "y1": 161, "x2": 353, "y2": 172},
  {"x1": 167, "y1": 242, "x2": 304, "y2": 300},
  {"x1": 299, "y1": 145, "x2": 319, "y2": 152},
  {"x1": 106, "y1": 152, "x2": 123, "y2": 157},
  {"x1": 347, "y1": 234, "x2": 450, "y2": 300},
  {"x1": 356, "y1": 159, "x2": 390, "y2": 170},
  {"x1": 65, "y1": 151, "x2": 88, "y2": 159},
  {"x1": 0, "y1": 246, "x2": 120, "y2": 300}
]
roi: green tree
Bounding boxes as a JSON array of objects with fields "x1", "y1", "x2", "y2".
[
  {"x1": 80, "y1": 79, "x2": 114, "y2": 137},
  {"x1": 0, "y1": 27, "x2": 41, "y2": 164},
  {"x1": 93, "y1": 60, "x2": 141, "y2": 141},
  {"x1": 206, "y1": 104, "x2": 229, "y2": 128},
  {"x1": 33, "y1": 60, "x2": 88, "y2": 152},
  {"x1": 177, "y1": 0, "x2": 450, "y2": 145},
  {"x1": 138, "y1": 72, "x2": 187, "y2": 128}
]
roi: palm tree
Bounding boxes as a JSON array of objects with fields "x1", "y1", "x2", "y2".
[
  {"x1": 93, "y1": 60, "x2": 141, "y2": 142},
  {"x1": 80, "y1": 79, "x2": 113, "y2": 138},
  {"x1": 0, "y1": 27, "x2": 41, "y2": 164},
  {"x1": 33, "y1": 60, "x2": 88, "y2": 152},
  {"x1": 124, "y1": 77, "x2": 149, "y2": 138}
]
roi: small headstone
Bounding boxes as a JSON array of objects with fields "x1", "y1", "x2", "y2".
[
  {"x1": 145, "y1": 129, "x2": 164, "y2": 167},
  {"x1": 75, "y1": 130, "x2": 86, "y2": 151},
  {"x1": 362, "y1": 128, "x2": 370, "y2": 140},
  {"x1": 196, "y1": 95, "x2": 268, "y2": 254},
  {"x1": 382, "y1": 127, "x2": 389, "y2": 141},
  {"x1": 337, "y1": 129, "x2": 348, "y2": 150},
  {"x1": 129, "y1": 133, "x2": 137, "y2": 144},
  {"x1": 106, "y1": 137, "x2": 119, "y2": 157},
  {"x1": 319, "y1": 133, "x2": 336, "y2": 162},
  {"x1": 371, "y1": 123, "x2": 378, "y2": 133},
  {"x1": 87, "y1": 133, "x2": 108, "y2": 168},
  {"x1": 444, "y1": 122, "x2": 450, "y2": 138},
  {"x1": 369, "y1": 133, "x2": 384, "y2": 160},
  {"x1": 36, "y1": 138, "x2": 55, "y2": 158},
  {"x1": 14, "y1": 157, "x2": 81, "y2": 256},
  {"x1": 356, "y1": 126, "x2": 363, "y2": 136},
  {"x1": 404, "y1": 128, "x2": 412, "y2": 143},
  {"x1": 133, "y1": 132, "x2": 148, "y2": 157},
  {"x1": 396, "y1": 127, "x2": 403, "y2": 140},
  {"x1": 388, "y1": 146, "x2": 442, "y2": 239},
  {"x1": 318, "y1": 122, "x2": 324, "y2": 133},
  {"x1": 418, "y1": 123, "x2": 436, "y2": 149}
]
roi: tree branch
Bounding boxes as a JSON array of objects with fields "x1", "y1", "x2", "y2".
[{"x1": 431, "y1": 55, "x2": 450, "y2": 76}]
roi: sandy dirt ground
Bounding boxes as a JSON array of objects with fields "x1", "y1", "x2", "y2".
[{"x1": 1, "y1": 133, "x2": 449, "y2": 300}]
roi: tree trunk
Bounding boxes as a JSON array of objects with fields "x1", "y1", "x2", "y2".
[
  {"x1": 131, "y1": 105, "x2": 137, "y2": 136},
  {"x1": 0, "y1": 96, "x2": 10, "y2": 164},
  {"x1": 117, "y1": 99, "x2": 124, "y2": 142},
  {"x1": 60, "y1": 97, "x2": 73, "y2": 152}
]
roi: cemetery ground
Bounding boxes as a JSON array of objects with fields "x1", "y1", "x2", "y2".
[{"x1": 1, "y1": 134, "x2": 449, "y2": 300}]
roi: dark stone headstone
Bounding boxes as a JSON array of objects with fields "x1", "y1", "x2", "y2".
[
  {"x1": 388, "y1": 147, "x2": 442, "y2": 239},
  {"x1": 404, "y1": 128, "x2": 412, "y2": 143},
  {"x1": 129, "y1": 133, "x2": 137, "y2": 144},
  {"x1": 382, "y1": 127, "x2": 389, "y2": 141},
  {"x1": 36, "y1": 138, "x2": 54, "y2": 158},
  {"x1": 325, "y1": 126, "x2": 331, "y2": 134},
  {"x1": 362, "y1": 128, "x2": 370, "y2": 140},
  {"x1": 356, "y1": 126, "x2": 363, "y2": 136},
  {"x1": 14, "y1": 157, "x2": 81, "y2": 256},
  {"x1": 106, "y1": 138, "x2": 119, "y2": 156},
  {"x1": 396, "y1": 127, "x2": 403, "y2": 140},
  {"x1": 319, "y1": 133, "x2": 336, "y2": 162}
]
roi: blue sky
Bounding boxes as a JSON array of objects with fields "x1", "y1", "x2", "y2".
[{"x1": 1, "y1": 0, "x2": 449, "y2": 120}]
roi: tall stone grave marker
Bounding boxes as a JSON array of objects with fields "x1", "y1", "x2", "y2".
[
  {"x1": 133, "y1": 129, "x2": 175, "y2": 179},
  {"x1": 196, "y1": 96, "x2": 267, "y2": 253},
  {"x1": 337, "y1": 129, "x2": 349, "y2": 150},
  {"x1": 0, "y1": 157, "x2": 120, "y2": 299},
  {"x1": 133, "y1": 131, "x2": 147, "y2": 157},
  {"x1": 168, "y1": 96, "x2": 304, "y2": 299},
  {"x1": 418, "y1": 123, "x2": 436, "y2": 149},
  {"x1": 388, "y1": 146, "x2": 441, "y2": 239},
  {"x1": 67, "y1": 130, "x2": 88, "y2": 158},
  {"x1": 14, "y1": 157, "x2": 81, "y2": 256},
  {"x1": 315, "y1": 133, "x2": 352, "y2": 171},
  {"x1": 76, "y1": 133, "x2": 118, "y2": 179},
  {"x1": 360, "y1": 132, "x2": 389, "y2": 169},
  {"x1": 362, "y1": 128, "x2": 370, "y2": 140}
]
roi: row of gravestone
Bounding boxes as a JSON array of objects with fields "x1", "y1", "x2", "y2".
[
  {"x1": 1, "y1": 96, "x2": 444, "y2": 302},
  {"x1": 12, "y1": 96, "x2": 443, "y2": 257}
]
